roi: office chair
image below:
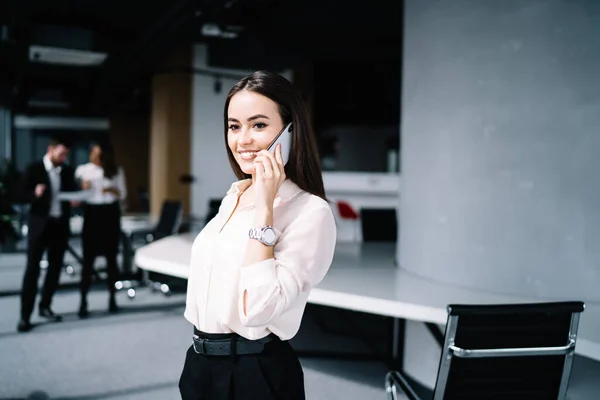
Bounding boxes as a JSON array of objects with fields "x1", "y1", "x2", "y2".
[
  {"x1": 361, "y1": 208, "x2": 397, "y2": 242},
  {"x1": 206, "y1": 198, "x2": 221, "y2": 226},
  {"x1": 115, "y1": 200, "x2": 183, "y2": 298},
  {"x1": 385, "y1": 301, "x2": 585, "y2": 400},
  {"x1": 137, "y1": 186, "x2": 150, "y2": 213}
]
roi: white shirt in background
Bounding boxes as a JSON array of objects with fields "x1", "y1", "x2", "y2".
[
  {"x1": 43, "y1": 155, "x2": 62, "y2": 218},
  {"x1": 75, "y1": 163, "x2": 127, "y2": 205},
  {"x1": 184, "y1": 179, "x2": 337, "y2": 341}
]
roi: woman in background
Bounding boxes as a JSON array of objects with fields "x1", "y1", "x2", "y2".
[
  {"x1": 75, "y1": 142, "x2": 127, "y2": 317},
  {"x1": 179, "y1": 70, "x2": 337, "y2": 399}
]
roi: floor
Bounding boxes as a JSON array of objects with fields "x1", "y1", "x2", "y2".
[{"x1": 0, "y1": 246, "x2": 599, "y2": 400}]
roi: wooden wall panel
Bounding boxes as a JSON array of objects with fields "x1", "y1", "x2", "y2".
[
  {"x1": 108, "y1": 112, "x2": 150, "y2": 213},
  {"x1": 149, "y1": 45, "x2": 192, "y2": 217}
]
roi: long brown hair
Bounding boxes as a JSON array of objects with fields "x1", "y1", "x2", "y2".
[
  {"x1": 223, "y1": 70, "x2": 326, "y2": 201},
  {"x1": 94, "y1": 142, "x2": 119, "y2": 179}
]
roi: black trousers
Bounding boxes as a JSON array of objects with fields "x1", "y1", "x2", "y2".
[
  {"x1": 80, "y1": 202, "x2": 121, "y2": 303},
  {"x1": 179, "y1": 331, "x2": 305, "y2": 400},
  {"x1": 20, "y1": 217, "x2": 69, "y2": 320}
]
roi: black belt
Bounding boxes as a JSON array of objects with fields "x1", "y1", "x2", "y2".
[{"x1": 192, "y1": 332, "x2": 274, "y2": 356}]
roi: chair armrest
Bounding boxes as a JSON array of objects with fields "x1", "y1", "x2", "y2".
[
  {"x1": 385, "y1": 371, "x2": 422, "y2": 400},
  {"x1": 449, "y1": 338, "x2": 576, "y2": 358}
]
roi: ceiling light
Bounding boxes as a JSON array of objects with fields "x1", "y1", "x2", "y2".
[
  {"x1": 29, "y1": 45, "x2": 107, "y2": 66},
  {"x1": 27, "y1": 99, "x2": 71, "y2": 109},
  {"x1": 14, "y1": 115, "x2": 110, "y2": 130},
  {"x1": 201, "y1": 24, "x2": 241, "y2": 39}
]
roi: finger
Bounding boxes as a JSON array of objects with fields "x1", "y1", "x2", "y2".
[
  {"x1": 259, "y1": 149, "x2": 277, "y2": 164},
  {"x1": 275, "y1": 143, "x2": 283, "y2": 164},
  {"x1": 275, "y1": 144, "x2": 285, "y2": 177},
  {"x1": 260, "y1": 154, "x2": 274, "y2": 178},
  {"x1": 258, "y1": 150, "x2": 278, "y2": 178},
  {"x1": 267, "y1": 151, "x2": 281, "y2": 179},
  {"x1": 254, "y1": 158, "x2": 264, "y2": 178}
]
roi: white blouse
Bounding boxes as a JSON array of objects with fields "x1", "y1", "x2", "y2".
[
  {"x1": 184, "y1": 179, "x2": 337, "y2": 341},
  {"x1": 74, "y1": 163, "x2": 127, "y2": 205}
]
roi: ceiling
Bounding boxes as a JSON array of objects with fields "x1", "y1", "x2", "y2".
[{"x1": 0, "y1": 0, "x2": 403, "y2": 117}]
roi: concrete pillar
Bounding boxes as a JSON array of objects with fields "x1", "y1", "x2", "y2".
[
  {"x1": 399, "y1": 0, "x2": 600, "y2": 300},
  {"x1": 399, "y1": 0, "x2": 600, "y2": 386}
]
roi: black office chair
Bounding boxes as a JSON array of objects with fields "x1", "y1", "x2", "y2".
[
  {"x1": 145, "y1": 200, "x2": 183, "y2": 243},
  {"x1": 205, "y1": 198, "x2": 221, "y2": 227},
  {"x1": 361, "y1": 208, "x2": 397, "y2": 242},
  {"x1": 137, "y1": 186, "x2": 150, "y2": 213},
  {"x1": 385, "y1": 301, "x2": 585, "y2": 400},
  {"x1": 115, "y1": 200, "x2": 183, "y2": 298}
]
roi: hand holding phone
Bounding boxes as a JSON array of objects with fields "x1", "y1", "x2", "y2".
[{"x1": 267, "y1": 122, "x2": 292, "y2": 166}]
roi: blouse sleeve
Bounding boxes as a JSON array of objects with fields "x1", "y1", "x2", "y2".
[
  {"x1": 183, "y1": 234, "x2": 202, "y2": 325},
  {"x1": 116, "y1": 167, "x2": 127, "y2": 201},
  {"x1": 237, "y1": 202, "x2": 337, "y2": 327},
  {"x1": 74, "y1": 165, "x2": 83, "y2": 181}
]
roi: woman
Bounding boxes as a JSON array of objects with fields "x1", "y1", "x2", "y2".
[
  {"x1": 75, "y1": 142, "x2": 127, "y2": 317},
  {"x1": 179, "y1": 70, "x2": 337, "y2": 399}
]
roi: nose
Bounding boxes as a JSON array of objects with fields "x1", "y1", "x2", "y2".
[{"x1": 237, "y1": 127, "x2": 253, "y2": 145}]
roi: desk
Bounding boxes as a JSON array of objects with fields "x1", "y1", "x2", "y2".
[
  {"x1": 70, "y1": 214, "x2": 156, "y2": 236},
  {"x1": 134, "y1": 234, "x2": 600, "y2": 364}
]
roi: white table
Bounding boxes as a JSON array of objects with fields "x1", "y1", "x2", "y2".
[
  {"x1": 134, "y1": 234, "x2": 600, "y2": 363},
  {"x1": 70, "y1": 214, "x2": 156, "y2": 236}
]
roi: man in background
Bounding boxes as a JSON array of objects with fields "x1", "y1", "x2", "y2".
[{"x1": 17, "y1": 137, "x2": 79, "y2": 332}]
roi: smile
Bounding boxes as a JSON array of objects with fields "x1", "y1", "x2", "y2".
[{"x1": 238, "y1": 151, "x2": 259, "y2": 160}]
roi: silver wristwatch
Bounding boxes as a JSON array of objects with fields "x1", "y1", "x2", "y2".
[{"x1": 249, "y1": 226, "x2": 277, "y2": 246}]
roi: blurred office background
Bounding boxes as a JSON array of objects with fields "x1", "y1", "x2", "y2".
[{"x1": 1, "y1": 0, "x2": 600, "y2": 399}]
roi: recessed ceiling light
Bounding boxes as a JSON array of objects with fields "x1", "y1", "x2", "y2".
[{"x1": 201, "y1": 24, "x2": 242, "y2": 39}]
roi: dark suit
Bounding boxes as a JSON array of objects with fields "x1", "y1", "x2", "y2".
[{"x1": 20, "y1": 160, "x2": 77, "y2": 321}]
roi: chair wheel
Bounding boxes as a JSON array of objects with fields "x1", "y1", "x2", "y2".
[
  {"x1": 161, "y1": 284, "x2": 171, "y2": 296},
  {"x1": 127, "y1": 288, "x2": 136, "y2": 299},
  {"x1": 65, "y1": 265, "x2": 75, "y2": 275}
]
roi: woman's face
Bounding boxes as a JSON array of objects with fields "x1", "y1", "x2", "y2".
[
  {"x1": 89, "y1": 145, "x2": 102, "y2": 165},
  {"x1": 227, "y1": 90, "x2": 284, "y2": 175}
]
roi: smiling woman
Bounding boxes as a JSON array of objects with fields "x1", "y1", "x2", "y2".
[{"x1": 178, "y1": 70, "x2": 337, "y2": 400}]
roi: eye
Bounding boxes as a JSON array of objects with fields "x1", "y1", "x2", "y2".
[
  {"x1": 228, "y1": 124, "x2": 239, "y2": 131},
  {"x1": 253, "y1": 123, "x2": 267, "y2": 129}
]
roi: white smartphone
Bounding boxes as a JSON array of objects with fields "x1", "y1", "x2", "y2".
[{"x1": 267, "y1": 122, "x2": 292, "y2": 166}]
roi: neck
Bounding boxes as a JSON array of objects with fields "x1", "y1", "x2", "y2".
[{"x1": 46, "y1": 155, "x2": 56, "y2": 167}]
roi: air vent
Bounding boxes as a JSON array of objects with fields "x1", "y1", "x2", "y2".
[{"x1": 29, "y1": 45, "x2": 107, "y2": 66}]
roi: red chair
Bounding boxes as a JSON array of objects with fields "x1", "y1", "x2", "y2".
[{"x1": 336, "y1": 200, "x2": 361, "y2": 241}]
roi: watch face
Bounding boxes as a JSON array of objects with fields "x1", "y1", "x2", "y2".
[{"x1": 262, "y1": 228, "x2": 276, "y2": 245}]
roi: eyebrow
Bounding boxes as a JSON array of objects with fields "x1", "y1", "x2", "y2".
[{"x1": 227, "y1": 114, "x2": 270, "y2": 123}]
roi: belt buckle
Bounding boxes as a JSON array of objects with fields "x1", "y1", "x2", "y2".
[{"x1": 193, "y1": 337, "x2": 207, "y2": 354}]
